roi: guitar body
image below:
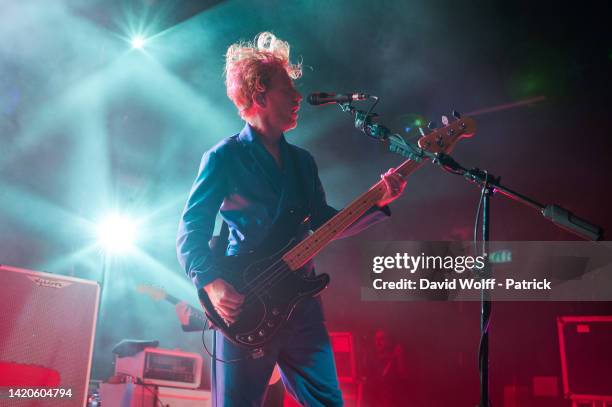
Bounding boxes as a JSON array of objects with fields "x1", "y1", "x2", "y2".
[{"x1": 197, "y1": 209, "x2": 330, "y2": 349}]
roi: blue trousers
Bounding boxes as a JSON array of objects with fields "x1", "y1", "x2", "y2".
[{"x1": 211, "y1": 298, "x2": 343, "y2": 406}]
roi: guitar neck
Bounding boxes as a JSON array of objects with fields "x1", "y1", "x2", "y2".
[
  {"x1": 137, "y1": 284, "x2": 209, "y2": 325},
  {"x1": 163, "y1": 293, "x2": 181, "y2": 306},
  {"x1": 166, "y1": 297, "x2": 208, "y2": 323},
  {"x1": 160, "y1": 293, "x2": 208, "y2": 323},
  {"x1": 282, "y1": 158, "x2": 424, "y2": 270}
]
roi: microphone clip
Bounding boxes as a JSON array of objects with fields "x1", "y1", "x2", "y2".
[{"x1": 338, "y1": 102, "x2": 389, "y2": 141}]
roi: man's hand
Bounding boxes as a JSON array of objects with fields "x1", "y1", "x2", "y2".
[
  {"x1": 175, "y1": 301, "x2": 192, "y2": 326},
  {"x1": 203, "y1": 278, "x2": 245, "y2": 324},
  {"x1": 377, "y1": 168, "x2": 407, "y2": 207}
]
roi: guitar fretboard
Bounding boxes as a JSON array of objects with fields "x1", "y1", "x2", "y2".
[
  {"x1": 282, "y1": 159, "x2": 423, "y2": 270},
  {"x1": 162, "y1": 292, "x2": 207, "y2": 322}
]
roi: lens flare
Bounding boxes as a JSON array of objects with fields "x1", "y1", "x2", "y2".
[
  {"x1": 131, "y1": 36, "x2": 146, "y2": 49},
  {"x1": 96, "y1": 214, "x2": 137, "y2": 253}
]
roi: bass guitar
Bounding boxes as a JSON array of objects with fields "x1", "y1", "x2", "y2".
[{"x1": 198, "y1": 115, "x2": 476, "y2": 349}]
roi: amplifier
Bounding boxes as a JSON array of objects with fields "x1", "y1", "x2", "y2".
[
  {"x1": 0, "y1": 264, "x2": 99, "y2": 407},
  {"x1": 115, "y1": 347, "x2": 203, "y2": 389},
  {"x1": 329, "y1": 332, "x2": 357, "y2": 381},
  {"x1": 329, "y1": 332, "x2": 361, "y2": 407},
  {"x1": 557, "y1": 316, "x2": 612, "y2": 401}
]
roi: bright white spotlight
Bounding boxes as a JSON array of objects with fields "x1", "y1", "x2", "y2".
[
  {"x1": 131, "y1": 36, "x2": 146, "y2": 49},
  {"x1": 96, "y1": 214, "x2": 137, "y2": 253}
]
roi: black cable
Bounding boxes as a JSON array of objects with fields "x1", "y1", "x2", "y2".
[
  {"x1": 360, "y1": 96, "x2": 380, "y2": 137},
  {"x1": 473, "y1": 185, "x2": 484, "y2": 378},
  {"x1": 473, "y1": 172, "x2": 493, "y2": 407},
  {"x1": 473, "y1": 188, "x2": 484, "y2": 255},
  {"x1": 473, "y1": 171, "x2": 489, "y2": 256},
  {"x1": 211, "y1": 330, "x2": 216, "y2": 407},
  {"x1": 200, "y1": 328, "x2": 245, "y2": 363},
  {"x1": 135, "y1": 379, "x2": 167, "y2": 407}
]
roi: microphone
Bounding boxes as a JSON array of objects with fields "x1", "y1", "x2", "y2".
[{"x1": 307, "y1": 92, "x2": 369, "y2": 106}]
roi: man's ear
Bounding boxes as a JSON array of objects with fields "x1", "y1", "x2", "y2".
[{"x1": 253, "y1": 92, "x2": 266, "y2": 109}]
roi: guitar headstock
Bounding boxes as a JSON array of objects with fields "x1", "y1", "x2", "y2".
[
  {"x1": 417, "y1": 111, "x2": 476, "y2": 154},
  {"x1": 136, "y1": 284, "x2": 168, "y2": 301}
]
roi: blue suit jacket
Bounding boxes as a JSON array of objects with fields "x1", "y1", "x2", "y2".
[{"x1": 177, "y1": 123, "x2": 390, "y2": 291}]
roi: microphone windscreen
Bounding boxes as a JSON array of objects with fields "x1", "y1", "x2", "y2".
[
  {"x1": 307, "y1": 93, "x2": 318, "y2": 105},
  {"x1": 307, "y1": 92, "x2": 334, "y2": 105}
]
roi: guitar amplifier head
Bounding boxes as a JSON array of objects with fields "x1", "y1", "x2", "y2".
[{"x1": 115, "y1": 347, "x2": 202, "y2": 389}]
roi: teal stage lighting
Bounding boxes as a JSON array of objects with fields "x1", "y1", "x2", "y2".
[
  {"x1": 96, "y1": 214, "x2": 137, "y2": 254},
  {"x1": 131, "y1": 35, "x2": 146, "y2": 49}
]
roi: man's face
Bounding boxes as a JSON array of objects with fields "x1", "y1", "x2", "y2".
[{"x1": 262, "y1": 68, "x2": 302, "y2": 132}]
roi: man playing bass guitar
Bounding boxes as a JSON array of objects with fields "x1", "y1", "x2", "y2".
[{"x1": 176, "y1": 32, "x2": 406, "y2": 407}]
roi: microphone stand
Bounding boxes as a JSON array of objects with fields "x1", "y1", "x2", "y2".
[
  {"x1": 336, "y1": 102, "x2": 604, "y2": 407},
  {"x1": 337, "y1": 102, "x2": 603, "y2": 241}
]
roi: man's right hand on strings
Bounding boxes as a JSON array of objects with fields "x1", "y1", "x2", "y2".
[{"x1": 203, "y1": 278, "x2": 245, "y2": 324}]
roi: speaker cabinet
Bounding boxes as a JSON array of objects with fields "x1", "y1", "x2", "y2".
[
  {"x1": 329, "y1": 332, "x2": 357, "y2": 381},
  {"x1": 557, "y1": 316, "x2": 612, "y2": 403},
  {"x1": 0, "y1": 265, "x2": 99, "y2": 406},
  {"x1": 330, "y1": 332, "x2": 361, "y2": 407}
]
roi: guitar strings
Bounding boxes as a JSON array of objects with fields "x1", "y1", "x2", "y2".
[
  {"x1": 242, "y1": 193, "x2": 375, "y2": 297},
  {"x1": 246, "y1": 180, "x2": 390, "y2": 299},
  {"x1": 238, "y1": 190, "x2": 380, "y2": 308},
  {"x1": 220, "y1": 171, "x2": 411, "y2": 318},
  {"x1": 214, "y1": 164, "x2": 420, "y2": 331},
  {"x1": 229, "y1": 129, "x2": 428, "y2": 300},
  {"x1": 241, "y1": 128, "x2": 448, "y2": 301},
  {"x1": 246, "y1": 166, "x2": 414, "y2": 296},
  {"x1": 239, "y1": 180, "x2": 386, "y2": 295}
]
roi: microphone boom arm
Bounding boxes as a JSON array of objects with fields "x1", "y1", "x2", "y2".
[
  {"x1": 336, "y1": 101, "x2": 603, "y2": 240},
  {"x1": 338, "y1": 102, "x2": 427, "y2": 162}
]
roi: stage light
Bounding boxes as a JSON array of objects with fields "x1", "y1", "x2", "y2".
[
  {"x1": 96, "y1": 214, "x2": 137, "y2": 253},
  {"x1": 131, "y1": 36, "x2": 146, "y2": 49}
]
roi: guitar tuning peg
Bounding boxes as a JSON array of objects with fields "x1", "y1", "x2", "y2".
[
  {"x1": 452, "y1": 110, "x2": 461, "y2": 119},
  {"x1": 441, "y1": 115, "x2": 449, "y2": 126},
  {"x1": 427, "y1": 121, "x2": 437, "y2": 129}
]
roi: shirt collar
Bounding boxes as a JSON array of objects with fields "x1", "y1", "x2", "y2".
[{"x1": 238, "y1": 123, "x2": 289, "y2": 149}]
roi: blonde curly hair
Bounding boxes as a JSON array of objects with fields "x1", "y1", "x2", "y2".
[{"x1": 225, "y1": 32, "x2": 302, "y2": 119}]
